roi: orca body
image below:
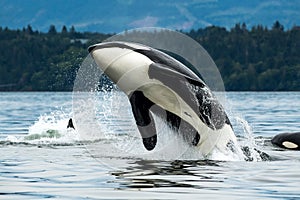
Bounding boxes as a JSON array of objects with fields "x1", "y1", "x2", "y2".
[
  {"x1": 271, "y1": 132, "x2": 300, "y2": 150},
  {"x1": 88, "y1": 41, "x2": 238, "y2": 156}
]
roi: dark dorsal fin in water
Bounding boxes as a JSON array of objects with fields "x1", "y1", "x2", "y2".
[{"x1": 67, "y1": 118, "x2": 75, "y2": 130}]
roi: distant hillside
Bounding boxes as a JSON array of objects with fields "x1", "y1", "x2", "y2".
[
  {"x1": 0, "y1": 22, "x2": 300, "y2": 91},
  {"x1": 0, "y1": 0, "x2": 299, "y2": 33}
]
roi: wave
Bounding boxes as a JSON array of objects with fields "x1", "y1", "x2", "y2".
[
  {"x1": 1, "y1": 110, "x2": 83, "y2": 146},
  {"x1": 1, "y1": 92, "x2": 273, "y2": 162}
]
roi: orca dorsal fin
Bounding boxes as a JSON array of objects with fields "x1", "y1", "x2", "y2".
[{"x1": 67, "y1": 118, "x2": 75, "y2": 130}]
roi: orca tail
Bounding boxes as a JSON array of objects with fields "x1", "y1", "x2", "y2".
[{"x1": 67, "y1": 118, "x2": 75, "y2": 130}]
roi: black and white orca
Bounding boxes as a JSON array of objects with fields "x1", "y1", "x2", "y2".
[
  {"x1": 88, "y1": 41, "x2": 238, "y2": 156},
  {"x1": 271, "y1": 132, "x2": 300, "y2": 150}
]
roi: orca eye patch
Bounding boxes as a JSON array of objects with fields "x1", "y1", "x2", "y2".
[{"x1": 282, "y1": 141, "x2": 298, "y2": 149}]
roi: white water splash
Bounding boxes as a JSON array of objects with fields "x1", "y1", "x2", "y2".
[
  {"x1": 235, "y1": 116, "x2": 264, "y2": 162},
  {"x1": 4, "y1": 110, "x2": 80, "y2": 145},
  {"x1": 84, "y1": 90, "x2": 247, "y2": 162}
]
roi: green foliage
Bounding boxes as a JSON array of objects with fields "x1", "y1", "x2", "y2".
[
  {"x1": 0, "y1": 22, "x2": 299, "y2": 91},
  {"x1": 193, "y1": 21, "x2": 300, "y2": 91},
  {"x1": 0, "y1": 25, "x2": 110, "y2": 91}
]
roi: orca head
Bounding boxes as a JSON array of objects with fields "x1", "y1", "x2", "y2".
[
  {"x1": 88, "y1": 42, "x2": 153, "y2": 94},
  {"x1": 271, "y1": 132, "x2": 300, "y2": 150}
]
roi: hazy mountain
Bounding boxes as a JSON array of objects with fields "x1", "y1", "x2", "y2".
[{"x1": 0, "y1": 0, "x2": 299, "y2": 33}]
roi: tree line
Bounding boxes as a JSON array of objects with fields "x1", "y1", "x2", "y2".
[{"x1": 0, "y1": 21, "x2": 299, "y2": 91}]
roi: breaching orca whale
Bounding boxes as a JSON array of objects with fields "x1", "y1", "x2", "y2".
[
  {"x1": 271, "y1": 132, "x2": 300, "y2": 150},
  {"x1": 88, "y1": 41, "x2": 238, "y2": 156}
]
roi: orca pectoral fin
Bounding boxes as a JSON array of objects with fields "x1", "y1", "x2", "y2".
[
  {"x1": 192, "y1": 132, "x2": 200, "y2": 146},
  {"x1": 129, "y1": 91, "x2": 157, "y2": 151},
  {"x1": 176, "y1": 117, "x2": 200, "y2": 146},
  {"x1": 166, "y1": 110, "x2": 181, "y2": 131},
  {"x1": 165, "y1": 110, "x2": 200, "y2": 146},
  {"x1": 139, "y1": 126, "x2": 157, "y2": 151}
]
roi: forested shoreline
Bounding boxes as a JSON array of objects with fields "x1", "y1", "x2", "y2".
[{"x1": 0, "y1": 21, "x2": 299, "y2": 91}]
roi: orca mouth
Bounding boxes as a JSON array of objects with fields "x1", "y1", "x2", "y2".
[
  {"x1": 88, "y1": 42, "x2": 139, "y2": 53},
  {"x1": 88, "y1": 44, "x2": 97, "y2": 53}
]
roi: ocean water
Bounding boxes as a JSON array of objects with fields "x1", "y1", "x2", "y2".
[{"x1": 1, "y1": 92, "x2": 300, "y2": 199}]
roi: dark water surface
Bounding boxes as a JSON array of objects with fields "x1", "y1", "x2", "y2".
[{"x1": 1, "y1": 92, "x2": 300, "y2": 199}]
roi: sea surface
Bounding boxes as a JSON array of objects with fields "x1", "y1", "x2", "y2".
[{"x1": 1, "y1": 92, "x2": 300, "y2": 199}]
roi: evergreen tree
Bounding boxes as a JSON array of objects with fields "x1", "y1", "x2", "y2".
[
  {"x1": 48, "y1": 25, "x2": 57, "y2": 35},
  {"x1": 0, "y1": 21, "x2": 299, "y2": 91},
  {"x1": 61, "y1": 25, "x2": 68, "y2": 34}
]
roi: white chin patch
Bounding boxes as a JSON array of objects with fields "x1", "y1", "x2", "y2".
[{"x1": 282, "y1": 141, "x2": 298, "y2": 149}]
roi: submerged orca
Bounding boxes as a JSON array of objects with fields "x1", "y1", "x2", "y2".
[
  {"x1": 271, "y1": 132, "x2": 300, "y2": 150},
  {"x1": 88, "y1": 41, "x2": 238, "y2": 156}
]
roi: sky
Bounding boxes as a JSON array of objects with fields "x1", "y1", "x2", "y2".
[{"x1": 0, "y1": 0, "x2": 299, "y2": 33}]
